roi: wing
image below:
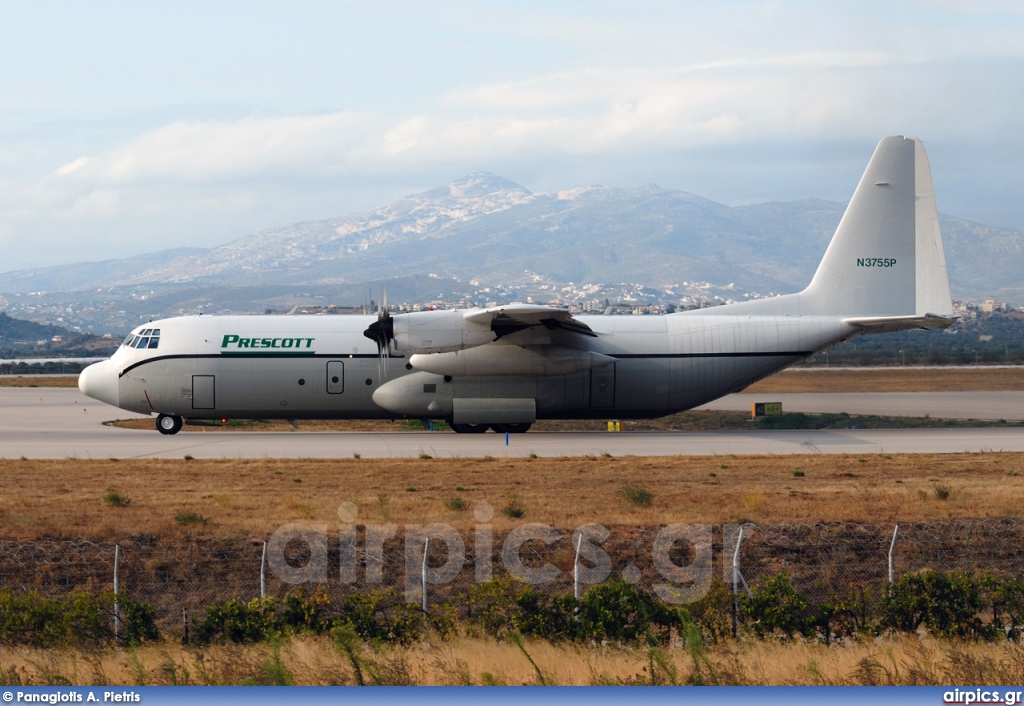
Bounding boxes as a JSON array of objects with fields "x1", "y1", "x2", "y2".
[{"x1": 463, "y1": 304, "x2": 596, "y2": 338}]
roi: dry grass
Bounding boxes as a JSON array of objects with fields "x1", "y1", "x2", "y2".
[
  {"x1": 0, "y1": 376, "x2": 78, "y2": 387},
  {"x1": 1, "y1": 635, "x2": 1022, "y2": 686},
  {"x1": 748, "y1": 366, "x2": 1024, "y2": 393},
  {"x1": 2, "y1": 453, "x2": 1023, "y2": 540}
]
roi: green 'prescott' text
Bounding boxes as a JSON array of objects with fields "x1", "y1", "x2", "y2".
[{"x1": 221, "y1": 334, "x2": 315, "y2": 350}]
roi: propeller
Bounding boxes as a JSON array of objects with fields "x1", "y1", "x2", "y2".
[{"x1": 362, "y1": 289, "x2": 393, "y2": 380}]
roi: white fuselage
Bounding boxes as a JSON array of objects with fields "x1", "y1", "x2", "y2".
[{"x1": 79, "y1": 310, "x2": 857, "y2": 422}]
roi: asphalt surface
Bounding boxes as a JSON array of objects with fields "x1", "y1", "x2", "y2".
[{"x1": 2, "y1": 388, "x2": 1022, "y2": 459}]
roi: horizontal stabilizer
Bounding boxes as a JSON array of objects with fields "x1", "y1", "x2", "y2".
[{"x1": 842, "y1": 313, "x2": 958, "y2": 335}]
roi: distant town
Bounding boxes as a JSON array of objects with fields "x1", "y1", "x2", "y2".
[{"x1": 3, "y1": 285, "x2": 1024, "y2": 372}]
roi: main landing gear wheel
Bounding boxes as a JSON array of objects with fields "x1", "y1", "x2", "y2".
[
  {"x1": 156, "y1": 414, "x2": 183, "y2": 435},
  {"x1": 451, "y1": 423, "x2": 488, "y2": 434},
  {"x1": 491, "y1": 423, "x2": 532, "y2": 433}
]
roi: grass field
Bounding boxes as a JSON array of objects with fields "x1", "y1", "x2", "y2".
[
  {"x1": 4, "y1": 454, "x2": 1021, "y2": 686},
  {"x1": 2, "y1": 452, "x2": 1022, "y2": 540},
  {"x1": 0, "y1": 375, "x2": 78, "y2": 387},
  {"x1": 746, "y1": 366, "x2": 1024, "y2": 393}
]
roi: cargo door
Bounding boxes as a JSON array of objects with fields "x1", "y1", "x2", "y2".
[
  {"x1": 192, "y1": 375, "x2": 215, "y2": 410},
  {"x1": 327, "y1": 361, "x2": 345, "y2": 394}
]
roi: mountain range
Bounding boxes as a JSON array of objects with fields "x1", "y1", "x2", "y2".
[{"x1": 1, "y1": 173, "x2": 1022, "y2": 333}]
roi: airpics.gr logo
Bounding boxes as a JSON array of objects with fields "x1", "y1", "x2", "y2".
[{"x1": 220, "y1": 334, "x2": 316, "y2": 355}]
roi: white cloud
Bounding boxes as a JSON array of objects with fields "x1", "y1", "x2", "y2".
[
  {"x1": 43, "y1": 49, "x2": 995, "y2": 193},
  {"x1": 54, "y1": 188, "x2": 121, "y2": 220},
  {"x1": 101, "y1": 112, "x2": 379, "y2": 183},
  {"x1": 53, "y1": 156, "x2": 95, "y2": 177}
]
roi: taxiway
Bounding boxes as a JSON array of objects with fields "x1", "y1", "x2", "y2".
[{"x1": 1, "y1": 388, "x2": 1021, "y2": 459}]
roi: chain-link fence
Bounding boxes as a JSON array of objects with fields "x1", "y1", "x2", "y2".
[{"x1": 2, "y1": 518, "x2": 1023, "y2": 637}]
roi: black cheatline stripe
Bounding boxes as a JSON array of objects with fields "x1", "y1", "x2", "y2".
[
  {"x1": 612, "y1": 351, "x2": 812, "y2": 359},
  {"x1": 118, "y1": 350, "x2": 808, "y2": 377},
  {"x1": 117, "y1": 352, "x2": 397, "y2": 377}
]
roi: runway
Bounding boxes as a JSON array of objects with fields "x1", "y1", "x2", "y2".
[{"x1": 2, "y1": 388, "x2": 1023, "y2": 459}]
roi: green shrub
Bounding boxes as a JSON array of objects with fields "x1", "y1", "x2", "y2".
[
  {"x1": 192, "y1": 592, "x2": 332, "y2": 644},
  {"x1": 0, "y1": 589, "x2": 158, "y2": 647},
  {"x1": 981, "y1": 572, "x2": 1024, "y2": 639},
  {"x1": 812, "y1": 587, "x2": 879, "y2": 644},
  {"x1": 742, "y1": 572, "x2": 813, "y2": 639},
  {"x1": 463, "y1": 578, "x2": 574, "y2": 641},
  {"x1": 577, "y1": 581, "x2": 680, "y2": 644},
  {"x1": 465, "y1": 577, "x2": 523, "y2": 637},
  {"x1": 501, "y1": 502, "x2": 525, "y2": 518},
  {"x1": 279, "y1": 591, "x2": 329, "y2": 634},
  {"x1": 619, "y1": 482, "x2": 653, "y2": 507},
  {"x1": 444, "y1": 497, "x2": 469, "y2": 511},
  {"x1": 174, "y1": 511, "x2": 210, "y2": 526},
  {"x1": 119, "y1": 598, "x2": 161, "y2": 645},
  {"x1": 340, "y1": 590, "x2": 424, "y2": 645},
  {"x1": 680, "y1": 579, "x2": 734, "y2": 643},
  {"x1": 194, "y1": 597, "x2": 276, "y2": 643},
  {"x1": 104, "y1": 490, "x2": 131, "y2": 507},
  {"x1": 884, "y1": 570, "x2": 994, "y2": 639}
]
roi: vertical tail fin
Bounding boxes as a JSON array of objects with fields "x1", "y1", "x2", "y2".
[{"x1": 802, "y1": 136, "x2": 952, "y2": 317}]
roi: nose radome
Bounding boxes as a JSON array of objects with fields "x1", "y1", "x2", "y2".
[{"x1": 78, "y1": 360, "x2": 119, "y2": 407}]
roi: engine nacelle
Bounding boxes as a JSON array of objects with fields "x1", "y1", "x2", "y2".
[{"x1": 391, "y1": 310, "x2": 496, "y2": 354}]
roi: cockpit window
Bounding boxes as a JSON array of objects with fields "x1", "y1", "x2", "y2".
[{"x1": 122, "y1": 328, "x2": 160, "y2": 349}]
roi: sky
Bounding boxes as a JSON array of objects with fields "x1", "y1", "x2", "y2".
[{"x1": 1, "y1": 0, "x2": 1022, "y2": 272}]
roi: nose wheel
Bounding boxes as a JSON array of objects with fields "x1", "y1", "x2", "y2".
[{"x1": 156, "y1": 414, "x2": 183, "y2": 435}]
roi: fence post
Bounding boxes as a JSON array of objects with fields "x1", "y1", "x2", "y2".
[
  {"x1": 731, "y1": 527, "x2": 741, "y2": 636},
  {"x1": 888, "y1": 524, "x2": 899, "y2": 585},
  {"x1": 421, "y1": 536, "x2": 430, "y2": 613},
  {"x1": 260, "y1": 541, "x2": 267, "y2": 598},
  {"x1": 730, "y1": 527, "x2": 752, "y2": 637},
  {"x1": 573, "y1": 533, "x2": 582, "y2": 600},
  {"x1": 113, "y1": 543, "x2": 120, "y2": 646}
]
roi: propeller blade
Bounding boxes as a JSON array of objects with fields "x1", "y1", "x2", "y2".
[{"x1": 362, "y1": 286, "x2": 393, "y2": 382}]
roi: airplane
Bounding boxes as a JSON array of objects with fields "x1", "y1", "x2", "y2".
[{"x1": 79, "y1": 136, "x2": 954, "y2": 435}]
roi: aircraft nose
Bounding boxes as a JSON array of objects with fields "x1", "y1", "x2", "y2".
[{"x1": 78, "y1": 360, "x2": 119, "y2": 407}]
